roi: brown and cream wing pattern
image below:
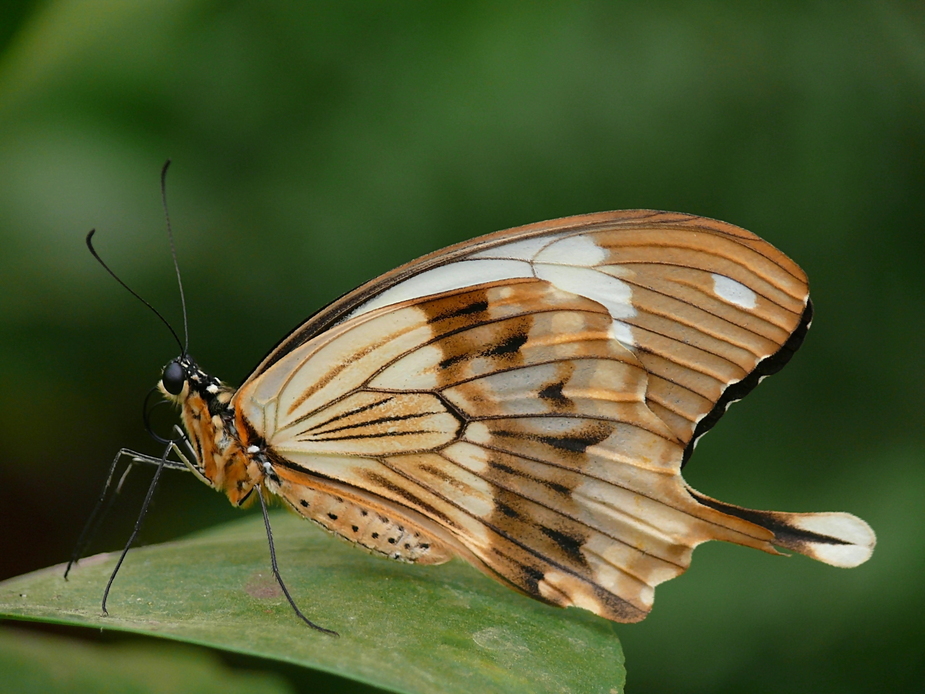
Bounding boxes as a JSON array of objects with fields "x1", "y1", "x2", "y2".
[
  {"x1": 251, "y1": 210, "x2": 811, "y2": 453},
  {"x1": 236, "y1": 284, "x2": 763, "y2": 621},
  {"x1": 232, "y1": 210, "x2": 874, "y2": 623}
]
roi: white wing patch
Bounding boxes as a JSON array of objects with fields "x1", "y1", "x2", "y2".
[
  {"x1": 711, "y1": 273, "x2": 758, "y2": 309},
  {"x1": 783, "y1": 512, "x2": 876, "y2": 568},
  {"x1": 534, "y1": 264, "x2": 636, "y2": 321},
  {"x1": 471, "y1": 235, "x2": 561, "y2": 261},
  {"x1": 533, "y1": 234, "x2": 636, "y2": 344},
  {"x1": 353, "y1": 258, "x2": 534, "y2": 316},
  {"x1": 350, "y1": 230, "x2": 636, "y2": 346},
  {"x1": 610, "y1": 321, "x2": 636, "y2": 346},
  {"x1": 534, "y1": 234, "x2": 610, "y2": 266}
]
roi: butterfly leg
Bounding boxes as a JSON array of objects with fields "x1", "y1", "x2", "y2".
[
  {"x1": 163, "y1": 427, "x2": 217, "y2": 487},
  {"x1": 65, "y1": 446, "x2": 188, "y2": 579},
  {"x1": 68, "y1": 438, "x2": 200, "y2": 617},
  {"x1": 99, "y1": 445, "x2": 173, "y2": 615},
  {"x1": 256, "y1": 485, "x2": 338, "y2": 636}
]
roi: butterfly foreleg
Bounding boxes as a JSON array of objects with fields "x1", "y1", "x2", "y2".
[
  {"x1": 65, "y1": 445, "x2": 188, "y2": 579},
  {"x1": 100, "y1": 443, "x2": 174, "y2": 615}
]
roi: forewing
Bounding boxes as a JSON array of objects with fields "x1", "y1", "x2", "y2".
[{"x1": 250, "y1": 210, "x2": 811, "y2": 454}]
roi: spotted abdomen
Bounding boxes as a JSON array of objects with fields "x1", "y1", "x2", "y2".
[{"x1": 273, "y1": 477, "x2": 452, "y2": 564}]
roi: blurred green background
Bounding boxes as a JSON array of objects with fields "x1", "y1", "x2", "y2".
[{"x1": 0, "y1": 1, "x2": 922, "y2": 692}]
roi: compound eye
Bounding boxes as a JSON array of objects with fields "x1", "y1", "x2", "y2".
[{"x1": 162, "y1": 360, "x2": 186, "y2": 395}]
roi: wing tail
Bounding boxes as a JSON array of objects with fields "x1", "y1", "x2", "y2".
[{"x1": 688, "y1": 488, "x2": 875, "y2": 568}]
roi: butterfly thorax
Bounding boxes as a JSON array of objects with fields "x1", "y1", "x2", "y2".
[{"x1": 160, "y1": 355, "x2": 263, "y2": 506}]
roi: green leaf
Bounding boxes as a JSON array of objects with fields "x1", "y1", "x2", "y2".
[
  {"x1": 0, "y1": 512, "x2": 625, "y2": 694},
  {"x1": 0, "y1": 625, "x2": 295, "y2": 694}
]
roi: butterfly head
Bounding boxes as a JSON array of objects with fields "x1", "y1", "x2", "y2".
[
  {"x1": 157, "y1": 355, "x2": 222, "y2": 402},
  {"x1": 160, "y1": 358, "x2": 188, "y2": 398},
  {"x1": 156, "y1": 354, "x2": 242, "y2": 491}
]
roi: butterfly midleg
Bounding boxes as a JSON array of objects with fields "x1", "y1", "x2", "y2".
[{"x1": 255, "y1": 486, "x2": 338, "y2": 636}]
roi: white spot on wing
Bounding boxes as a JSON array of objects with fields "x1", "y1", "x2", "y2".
[
  {"x1": 788, "y1": 512, "x2": 876, "y2": 568},
  {"x1": 809, "y1": 542, "x2": 875, "y2": 568},
  {"x1": 350, "y1": 232, "x2": 629, "y2": 333},
  {"x1": 534, "y1": 234, "x2": 608, "y2": 267},
  {"x1": 352, "y1": 258, "x2": 533, "y2": 316},
  {"x1": 470, "y1": 235, "x2": 562, "y2": 261},
  {"x1": 711, "y1": 273, "x2": 757, "y2": 309},
  {"x1": 536, "y1": 263, "x2": 636, "y2": 320},
  {"x1": 464, "y1": 421, "x2": 492, "y2": 446},
  {"x1": 610, "y1": 320, "x2": 635, "y2": 347}
]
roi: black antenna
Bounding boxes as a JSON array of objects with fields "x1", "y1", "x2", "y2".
[
  {"x1": 86, "y1": 230, "x2": 184, "y2": 353},
  {"x1": 159, "y1": 160, "x2": 189, "y2": 354}
]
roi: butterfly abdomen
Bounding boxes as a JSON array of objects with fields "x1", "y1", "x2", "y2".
[{"x1": 273, "y1": 479, "x2": 453, "y2": 564}]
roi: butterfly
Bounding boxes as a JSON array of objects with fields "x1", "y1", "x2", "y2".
[{"x1": 100, "y1": 209, "x2": 876, "y2": 630}]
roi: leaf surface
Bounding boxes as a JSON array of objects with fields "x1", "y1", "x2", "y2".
[{"x1": 0, "y1": 512, "x2": 625, "y2": 694}]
